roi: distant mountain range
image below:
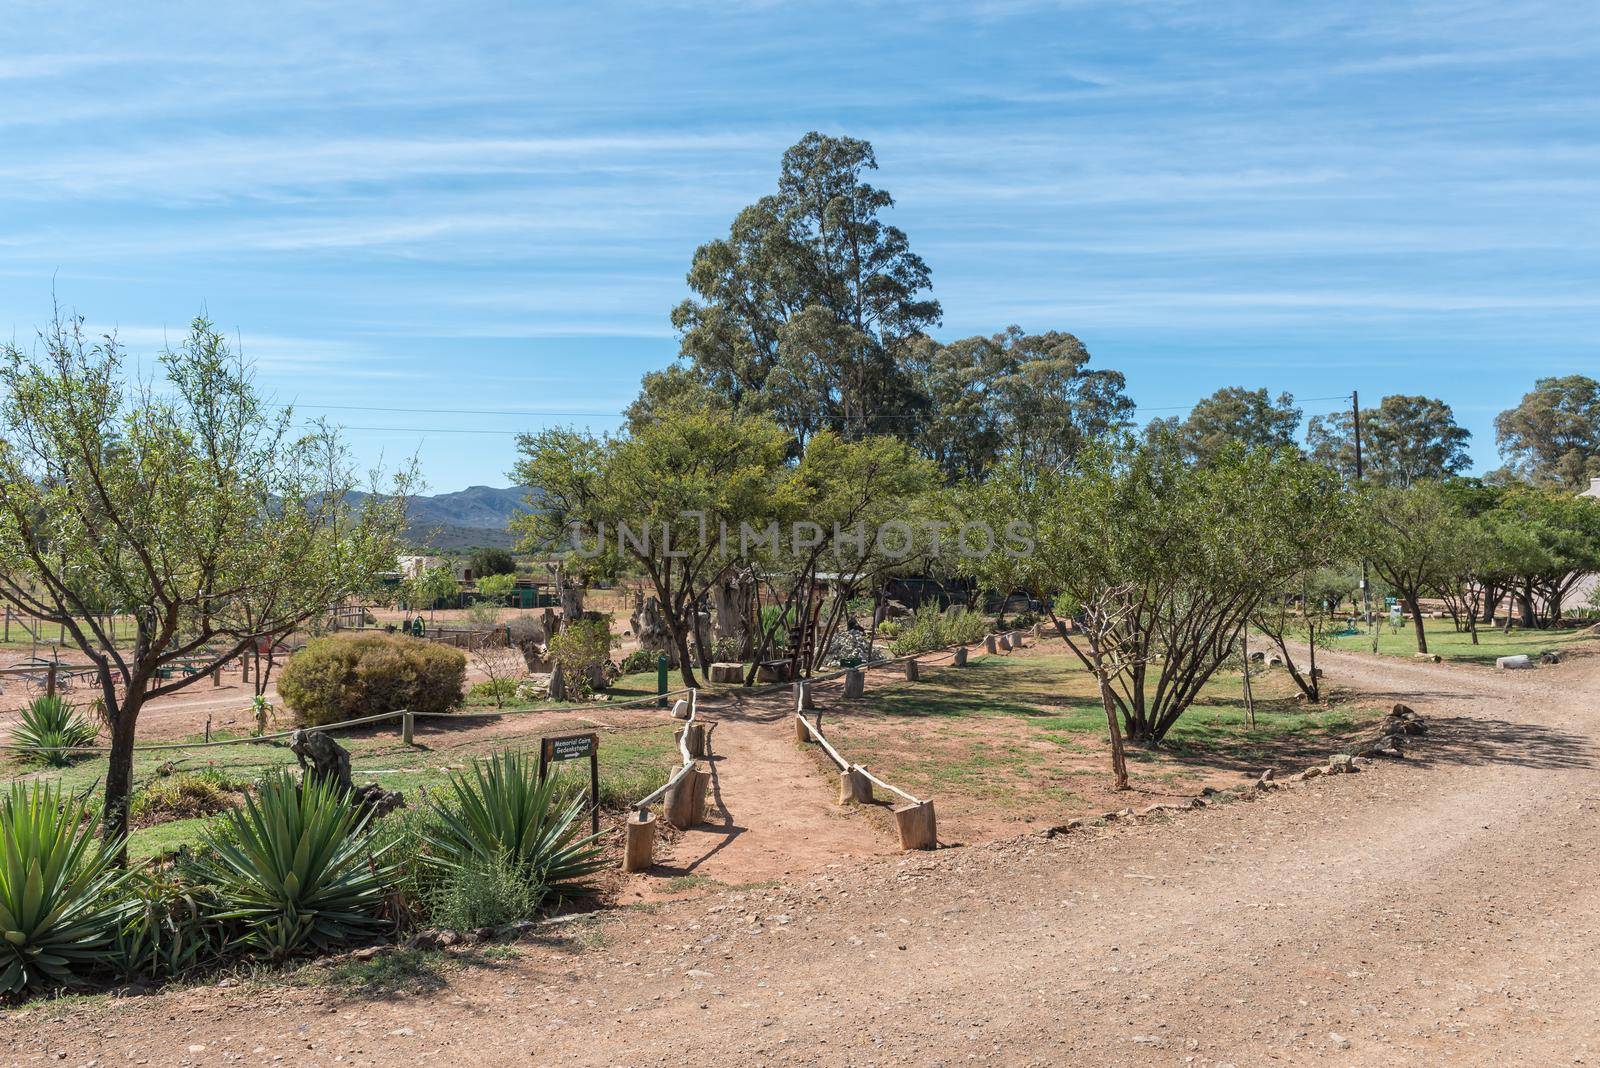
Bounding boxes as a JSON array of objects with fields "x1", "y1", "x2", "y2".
[{"x1": 351, "y1": 485, "x2": 534, "y2": 552}]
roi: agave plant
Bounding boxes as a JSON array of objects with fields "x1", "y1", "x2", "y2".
[
  {"x1": 201, "y1": 773, "x2": 396, "y2": 960},
  {"x1": 0, "y1": 781, "x2": 128, "y2": 994},
  {"x1": 423, "y1": 751, "x2": 606, "y2": 908},
  {"x1": 12, "y1": 695, "x2": 99, "y2": 767}
]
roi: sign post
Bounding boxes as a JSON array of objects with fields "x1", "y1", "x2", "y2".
[{"x1": 540, "y1": 732, "x2": 601, "y2": 835}]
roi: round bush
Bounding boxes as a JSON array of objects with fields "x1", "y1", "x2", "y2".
[{"x1": 279, "y1": 634, "x2": 466, "y2": 726}]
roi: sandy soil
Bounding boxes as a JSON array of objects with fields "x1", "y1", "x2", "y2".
[{"x1": 7, "y1": 646, "x2": 1600, "y2": 1065}]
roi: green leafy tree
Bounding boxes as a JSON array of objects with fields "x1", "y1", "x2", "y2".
[
  {"x1": 1155, "y1": 386, "x2": 1301, "y2": 466},
  {"x1": 405, "y1": 564, "x2": 458, "y2": 621},
  {"x1": 512, "y1": 412, "x2": 794, "y2": 686},
  {"x1": 743, "y1": 432, "x2": 939, "y2": 680},
  {"x1": 907, "y1": 327, "x2": 1132, "y2": 482},
  {"x1": 467, "y1": 547, "x2": 516, "y2": 579},
  {"x1": 1481, "y1": 488, "x2": 1600, "y2": 626},
  {"x1": 1360, "y1": 483, "x2": 1463, "y2": 652},
  {"x1": 656, "y1": 132, "x2": 940, "y2": 444},
  {"x1": 1307, "y1": 395, "x2": 1472, "y2": 486},
  {"x1": 960, "y1": 438, "x2": 1348, "y2": 753},
  {"x1": 0, "y1": 311, "x2": 410, "y2": 853},
  {"x1": 474, "y1": 571, "x2": 517, "y2": 604},
  {"x1": 1493, "y1": 375, "x2": 1600, "y2": 489}
]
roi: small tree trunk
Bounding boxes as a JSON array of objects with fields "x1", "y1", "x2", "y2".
[
  {"x1": 1088, "y1": 638, "x2": 1129, "y2": 791},
  {"x1": 102, "y1": 697, "x2": 143, "y2": 863},
  {"x1": 1406, "y1": 593, "x2": 1428, "y2": 654}
]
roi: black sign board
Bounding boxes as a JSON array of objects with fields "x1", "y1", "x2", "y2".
[
  {"x1": 539, "y1": 733, "x2": 601, "y2": 834},
  {"x1": 547, "y1": 734, "x2": 595, "y2": 762}
]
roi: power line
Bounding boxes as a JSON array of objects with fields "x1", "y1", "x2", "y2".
[{"x1": 288, "y1": 403, "x2": 628, "y2": 418}]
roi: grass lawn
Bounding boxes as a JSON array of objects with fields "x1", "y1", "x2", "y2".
[
  {"x1": 1324, "y1": 616, "x2": 1598, "y2": 665},
  {"x1": 820, "y1": 651, "x2": 1382, "y2": 830},
  {"x1": 4, "y1": 714, "x2": 680, "y2": 860}
]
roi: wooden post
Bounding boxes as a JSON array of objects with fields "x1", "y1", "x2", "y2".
[
  {"x1": 903, "y1": 658, "x2": 919, "y2": 682},
  {"x1": 894, "y1": 800, "x2": 937, "y2": 850},
  {"x1": 843, "y1": 668, "x2": 865, "y2": 699},
  {"x1": 45, "y1": 662, "x2": 57, "y2": 698},
  {"x1": 2, "y1": 606, "x2": 8, "y2": 642},
  {"x1": 984, "y1": 635, "x2": 998, "y2": 655},
  {"x1": 997, "y1": 633, "x2": 1012, "y2": 652},
  {"x1": 589, "y1": 745, "x2": 601, "y2": 835},
  {"x1": 954, "y1": 646, "x2": 968, "y2": 667},
  {"x1": 622, "y1": 811, "x2": 656, "y2": 872},
  {"x1": 212, "y1": 666, "x2": 222, "y2": 687},
  {"x1": 241, "y1": 655, "x2": 250, "y2": 683},
  {"x1": 402, "y1": 710, "x2": 415, "y2": 747},
  {"x1": 793, "y1": 680, "x2": 815, "y2": 711},
  {"x1": 839, "y1": 766, "x2": 873, "y2": 805},
  {"x1": 1009, "y1": 630, "x2": 1023, "y2": 648},
  {"x1": 663, "y1": 762, "x2": 710, "y2": 829},
  {"x1": 671, "y1": 698, "x2": 691, "y2": 721},
  {"x1": 795, "y1": 714, "x2": 811, "y2": 743},
  {"x1": 687, "y1": 760, "x2": 711, "y2": 825},
  {"x1": 682, "y1": 721, "x2": 715, "y2": 759}
]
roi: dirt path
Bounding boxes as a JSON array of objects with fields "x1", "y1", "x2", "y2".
[
  {"x1": 624, "y1": 689, "x2": 892, "y2": 897},
  {"x1": 9, "y1": 648, "x2": 1600, "y2": 1065}
]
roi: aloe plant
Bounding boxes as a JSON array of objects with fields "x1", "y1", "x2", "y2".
[
  {"x1": 112, "y1": 861, "x2": 222, "y2": 981},
  {"x1": 12, "y1": 695, "x2": 99, "y2": 767},
  {"x1": 202, "y1": 773, "x2": 396, "y2": 960},
  {"x1": 423, "y1": 751, "x2": 606, "y2": 908},
  {"x1": 0, "y1": 781, "x2": 128, "y2": 994}
]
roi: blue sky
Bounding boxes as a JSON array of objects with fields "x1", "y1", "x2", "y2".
[{"x1": 3, "y1": 1, "x2": 1596, "y2": 491}]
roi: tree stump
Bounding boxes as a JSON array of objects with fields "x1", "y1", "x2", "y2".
[
  {"x1": 671, "y1": 698, "x2": 692, "y2": 721},
  {"x1": 997, "y1": 633, "x2": 1012, "y2": 652},
  {"x1": 622, "y1": 811, "x2": 656, "y2": 872},
  {"x1": 903, "y1": 658, "x2": 919, "y2": 682},
  {"x1": 663, "y1": 761, "x2": 710, "y2": 829},
  {"x1": 548, "y1": 662, "x2": 569, "y2": 702},
  {"x1": 793, "y1": 680, "x2": 814, "y2": 711},
  {"x1": 953, "y1": 646, "x2": 968, "y2": 666},
  {"x1": 1009, "y1": 630, "x2": 1024, "y2": 648},
  {"x1": 682, "y1": 720, "x2": 715, "y2": 759},
  {"x1": 894, "y1": 800, "x2": 937, "y2": 850},
  {"x1": 687, "y1": 761, "x2": 711, "y2": 825},
  {"x1": 707, "y1": 662, "x2": 744, "y2": 684},
  {"x1": 984, "y1": 635, "x2": 998, "y2": 655},
  {"x1": 839, "y1": 766, "x2": 873, "y2": 805},
  {"x1": 843, "y1": 668, "x2": 865, "y2": 699},
  {"x1": 795, "y1": 714, "x2": 812, "y2": 743}
]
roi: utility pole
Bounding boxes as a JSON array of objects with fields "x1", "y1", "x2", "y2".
[{"x1": 1353, "y1": 390, "x2": 1376, "y2": 650}]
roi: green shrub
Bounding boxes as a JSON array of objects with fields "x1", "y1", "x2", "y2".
[
  {"x1": 201, "y1": 772, "x2": 397, "y2": 960},
  {"x1": 111, "y1": 860, "x2": 222, "y2": 982},
  {"x1": 12, "y1": 695, "x2": 99, "y2": 766},
  {"x1": 758, "y1": 604, "x2": 792, "y2": 651},
  {"x1": 422, "y1": 751, "x2": 605, "y2": 909},
  {"x1": 278, "y1": 633, "x2": 466, "y2": 726},
  {"x1": 130, "y1": 769, "x2": 246, "y2": 828},
  {"x1": 0, "y1": 781, "x2": 128, "y2": 994},
  {"x1": 427, "y1": 851, "x2": 545, "y2": 931},
  {"x1": 889, "y1": 606, "x2": 989, "y2": 657},
  {"x1": 468, "y1": 678, "x2": 521, "y2": 705},
  {"x1": 547, "y1": 617, "x2": 615, "y2": 697},
  {"x1": 618, "y1": 648, "x2": 658, "y2": 674}
]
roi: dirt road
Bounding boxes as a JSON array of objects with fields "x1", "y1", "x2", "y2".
[{"x1": 7, "y1": 647, "x2": 1600, "y2": 1065}]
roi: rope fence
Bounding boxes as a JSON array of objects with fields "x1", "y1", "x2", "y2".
[{"x1": 621, "y1": 688, "x2": 711, "y2": 872}]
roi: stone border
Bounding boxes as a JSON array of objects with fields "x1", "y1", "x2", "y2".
[{"x1": 1042, "y1": 702, "x2": 1426, "y2": 838}]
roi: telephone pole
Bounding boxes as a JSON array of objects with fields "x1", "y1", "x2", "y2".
[{"x1": 1353, "y1": 390, "x2": 1374, "y2": 636}]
